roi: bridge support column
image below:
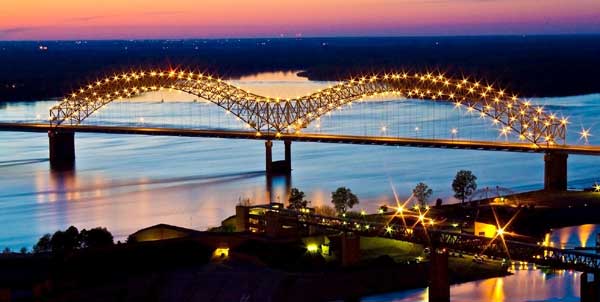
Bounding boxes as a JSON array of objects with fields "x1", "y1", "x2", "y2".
[
  {"x1": 544, "y1": 152, "x2": 568, "y2": 191},
  {"x1": 48, "y1": 131, "x2": 75, "y2": 170},
  {"x1": 265, "y1": 140, "x2": 273, "y2": 175},
  {"x1": 580, "y1": 272, "x2": 600, "y2": 302},
  {"x1": 284, "y1": 140, "x2": 292, "y2": 172},
  {"x1": 429, "y1": 248, "x2": 450, "y2": 302},
  {"x1": 341, "y1": 232, "x2": 360, "y2": 267}
]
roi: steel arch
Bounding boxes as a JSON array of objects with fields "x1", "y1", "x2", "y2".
[{"x1": 49, "y1": 70, "x2": 567, "y2": 145}]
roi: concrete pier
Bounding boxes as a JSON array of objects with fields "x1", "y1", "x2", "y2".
[
  {"x1": 544, "y1": 152, "x2": 568, "y2": 191},
  {"x1": 341, "y1": 233, "x2": 360, "y2": 267},
  {"x1": 265, "y1": 140, "x2": 273, "y2": 175},
  {"x1": 284, "y1": 140, "x2": 292, "y2": 172},
  {"x1": 580, "y1": 272, "x2": 600, "y2": 302},
  {"x1": 265, "y1": 140, "x2": 292, "y2": 176},
  {"x1": 48, "y1": 131, "x2": 75, "y2": 169},
  {"x1": 429, "y1": 248, "x2": 450, "y2": 302}
]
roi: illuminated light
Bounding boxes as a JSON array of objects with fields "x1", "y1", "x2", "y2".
[
  {"x1": 213, "y1": 247, "x2": 229, "y2": 258},
  {"x1": 594, "y1": 183, "x2": 600, "y2": 193},
  {"x1": 381, "y1": 126, "x2": 387, "y2": 132},
  {"x1": 451, "y1": 223, "x2": 459, "y2": 228},
  {"x1": 419, "y1": 214, "x2": 425, "y2": 221},
  {"x1": 497, "y1": 228, "x2": 505, "y2": 236},
  {"x1": 580, "y1": 128, "x2": 592, "y2": 142},
  {"x1": 397, "y1": 206, "x2": 404, "y2": 213},
  {"x1": 139, "y1": 117, "x2": 144, "y2": 123},
  {"x1": 451, "y1": 128, "x2": 458, "y2": 135},
  {"x1": 306, "y1": 244, "x2": 319, "y2": 253},
  {"x1": 360, "y1": 210, "x2": 367, "y2": 216},
  {"x1": 255, "y1": 132, "x2": 262, "y2": 137},
  {"x1": 385, "y1": 226, "x2": 394, "y2": 234}
]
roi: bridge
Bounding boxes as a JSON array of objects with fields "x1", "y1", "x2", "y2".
[
  {"x1": 1, "y1": 69, "x2": 599, "y2": 191},
  {"x1": 237, "y1": 202, "x2": 600, "y2": 302}
]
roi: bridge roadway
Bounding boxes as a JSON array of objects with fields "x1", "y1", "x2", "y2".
[{"x1": 2, "y1": 122, "x2": 600, "y2": 155}]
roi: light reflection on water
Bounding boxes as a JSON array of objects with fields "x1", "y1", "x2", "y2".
[
  {"x1": 363, "y1": 268, "x2": 581, "y2": 302},
  {"x1": 0, "y1": 71, "x2": 600, "y2": 254}
]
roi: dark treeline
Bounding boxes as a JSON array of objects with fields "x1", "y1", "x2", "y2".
[{"x1": 1, "y1": 35, "x2": 599, "y2": 101}]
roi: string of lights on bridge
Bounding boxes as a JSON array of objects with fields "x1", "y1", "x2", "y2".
[{"x1": 47, "y1": 69, "x2": 593, "y2": 145}]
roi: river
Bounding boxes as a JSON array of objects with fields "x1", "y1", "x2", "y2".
[{"x1": 1, "y1": 71, "x2": 599, "y2": 300}]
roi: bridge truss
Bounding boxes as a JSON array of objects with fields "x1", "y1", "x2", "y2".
[{"x1": 49, "y1": 69, "x2": 567, "y2": 145}]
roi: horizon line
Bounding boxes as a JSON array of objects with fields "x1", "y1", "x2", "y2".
[{"x1": 1, "y1": 32, "x2": 600, "y2": 43}]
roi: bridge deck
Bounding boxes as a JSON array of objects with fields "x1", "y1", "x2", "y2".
[{"x1": 1, "y1": 122, "x2": 600, "y2": 155}]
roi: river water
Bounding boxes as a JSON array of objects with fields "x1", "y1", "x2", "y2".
[{"x1": 1, "y1": 71, "x2": 599, "y2": 300}]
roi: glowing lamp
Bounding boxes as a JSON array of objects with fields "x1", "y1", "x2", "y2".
[{"x1": 306, "y1": 244, "x2": 319, "y2": 253}]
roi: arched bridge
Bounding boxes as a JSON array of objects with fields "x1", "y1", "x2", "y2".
[
  {"x1": 0, "y1": 69, "x2": 598, "y2": 191},
  {"x1": 49, "y1": 69, "x2": 566, "y2": 145}
]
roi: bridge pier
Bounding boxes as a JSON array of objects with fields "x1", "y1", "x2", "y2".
[
  {"x1": 284, "y1": 140, "x2": 292, "y2": 172},
  {"x1": 265, "y1": 140, "x2": 292, "y2": 176},
  {"x1": 544, "y1": 152, "x2": 568, "y2": 191},
  {"x1": 429, "y1": 248, "x2": 450, "y2": 302},
  {"x1": 48, "y1": 131, "x2": 75, "y2": 170},
  {"x1": 580, "y1": 272, "x2": 600, "y2": 302},
  {"x1": 265, "y1": 140, "x2": 273, "y2": 175}
]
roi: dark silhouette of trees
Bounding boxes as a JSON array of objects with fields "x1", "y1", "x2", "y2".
[
  {"x1": 32, "y1": 226, "x2": 114, "y2": 254},
  {"x1": 80, "y1": 227, "x2": 114, "y2": 249},
  {"x1": 50, "y1": 226, "x2": 81, "y2": 252},
  {"x1": 287, "y1": 188, "x2": 310, "y2": 210},
  {"x1": 331, "y1": 187, "x2": 359, "y2": 213},
  {"x1": 33, "y1": 234, "x2": 52, "y2": 253},
  {"x1": 452, "y1": 170, "x2": 478, "y2": 204}
]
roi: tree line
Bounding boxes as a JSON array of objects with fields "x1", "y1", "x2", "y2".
[{"x1": 286, "y1": 169, "x2": 478, "y2": 215}]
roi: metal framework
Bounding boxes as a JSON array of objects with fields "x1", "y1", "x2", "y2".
[
  {"x1": 246, "y1": 204, "x2": 600, "y2": 272},
  {"x1": 49, "y1": 69, "x2": 568, "y2": 145}
]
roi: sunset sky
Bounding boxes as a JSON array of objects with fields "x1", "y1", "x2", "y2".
[{"x1": 1, "y1": 0, "x2": 599, "y2": 40}]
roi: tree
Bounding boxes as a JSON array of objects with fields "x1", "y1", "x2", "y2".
[
  {"x1": 2, "y1": 247, "x2": 10, "y2": 254},
  {"x1": 331, "y1": 187, "x2": 359, "y2": 213},
  {"x1": 20, "y1": 247, "x2": 27, "y2": 254},
  {"x1": 80, "y1": 227, "x2": 114, "y2": 249},
  {"x1": 33, "y1": 234, "x2": 52, "y2": 253},
  {"x1": 413, "y1": 182, "x2": 433, "y2": 207},
  {"x1": 50, "y1": 226, "x2": 81, "y2": 253},
  {"x1": 452, "y1": 170, "x2": 478, "y2": 204},
  {"x1": 435, "y1": 198, "x2": 443, "y2": 208},
  {"x1": 287, "y1": 188, "x2": 310, "y2": 210}
]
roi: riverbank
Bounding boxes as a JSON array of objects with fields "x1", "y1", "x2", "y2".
[
  {"x1": 0, "y1": 225, "x2": 509, "y2": 301},
  {"x1": 426, "y1": 189, "x2": 600, "y2": 238}
]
